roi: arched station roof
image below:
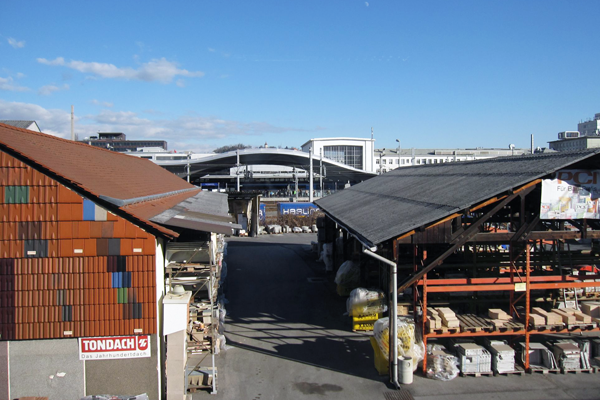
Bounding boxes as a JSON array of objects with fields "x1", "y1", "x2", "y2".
[{"x1": 156, "y1": 148, "x2": 376, "y2": 183}]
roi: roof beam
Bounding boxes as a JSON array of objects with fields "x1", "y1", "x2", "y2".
[{"x1": 397, "y1": 187, "x2": 531, "y2": 292}]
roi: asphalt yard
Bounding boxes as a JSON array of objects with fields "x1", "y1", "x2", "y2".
[{"x1": 192, "y1": 233, "x2": 600, "y2": 400}]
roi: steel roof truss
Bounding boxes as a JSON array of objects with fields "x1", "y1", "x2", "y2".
[{"x1": 397, "y1": 188, "x2": 529, "y2": 292}]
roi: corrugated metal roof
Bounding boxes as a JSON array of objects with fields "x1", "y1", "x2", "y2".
[
  {"x1": 0, "y1": 122, "x2": 199, "y2": 238},
  {"x1": 150, "y1": 191, "x2": 241, "y2": 235},
  {"x1": 315, "y1": 150, "x2": 600, "y2": 247}
]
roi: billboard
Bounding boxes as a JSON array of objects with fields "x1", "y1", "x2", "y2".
[
  {"x1": 79, "y1": 335, "x2": 151, "y2": 360},
  {"x1": 540, "y1": 169, "x2": 600, "y2": 220},
  {"x1": 259, "y1": 203, "x2": 266, "y2": 222},
  {"x1": 278, "y1": 202, "x2": 319, "y2": 217}
]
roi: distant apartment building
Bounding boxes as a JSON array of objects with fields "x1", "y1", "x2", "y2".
[
  {"x1": 374, "y1": 147, "x2": 529, "y2": 174},
  {"x1": 578, "y1": 113, "x2": 600, "y2": 136},
  {"x1": 82, "y1": 132, "x2": 167, "y2": 152},
  {"x1": 549, "y1": 113, "x2": 600, "y2": 151}
]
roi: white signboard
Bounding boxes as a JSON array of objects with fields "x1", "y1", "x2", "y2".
[
  {"x1": 79, "y1": 335, "x2": 151, "y2": 360},
  {"x1": 540, "y1": 169, "x2": 600, "y2": 220}
]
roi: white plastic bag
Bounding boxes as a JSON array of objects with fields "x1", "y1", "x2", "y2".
[
  {"x1": 334, "y1": 260, "x2": 360, "y2": 286},
  {"x1": 346, "y1": 288, "x2": 387, "y2": 316},
  {"x1": 373, "y1": 317, "x2": 423, "y2": 371},
  {"x1": 426, "y1": 344, "x2": 459, "y2": 381},
  {"x1": 321, "y1": 243, "x2": 333, "y2": 271}
]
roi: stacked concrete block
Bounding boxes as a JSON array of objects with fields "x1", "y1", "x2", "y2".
[
  {"x1": 552, "y1": 342, "x2": 581, "y2": 371},
  {"x1": 436, "y1": 307, "x2": 460, "y2": 329},
  {"x1": 456, "y1": 343, "x2": 491, "y2": 374},
  {"x1": 531, "y1": 307, "x2": 562, "y2": 325},
  {"x1": 487, "y1": 342, "x2": 515, "y2": 373}
]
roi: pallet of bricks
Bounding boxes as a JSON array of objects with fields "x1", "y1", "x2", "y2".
[
  {"x1": 528, "y1": 304, "x2": 598, "y2": 330},
  {"x1": 482, "y1": 338, "x2": 525, "y2": 375},
  {"x1": 447, "y1": 339, "x2": 492, "y2": 377},
  {"x1": 426, "y1": 307, "x2": 460, "y2": 333}
]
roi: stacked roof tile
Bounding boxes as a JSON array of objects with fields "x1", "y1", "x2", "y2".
[{"x1": 0, "y1": 123, "x2": 207, "y2": 340}]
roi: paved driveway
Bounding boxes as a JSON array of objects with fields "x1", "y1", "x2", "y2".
[{"x1": 192, "y1": 234, "x2": 600, "y2": 400}]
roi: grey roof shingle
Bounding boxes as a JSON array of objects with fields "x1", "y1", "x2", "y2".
[
  {"x1": 315, "y1": 150, "x2": 600, "y2": 247},
  {"x1": 0, "y1": 120, "x2": 39, "y2": 130}
]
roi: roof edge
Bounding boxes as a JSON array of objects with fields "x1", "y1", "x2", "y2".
[
  {"x1": 0, "y1": 142, "x2": 181, "y2": 240},
  {"x1": 99, "y1": 187, "x2": 199, "y2": 207}
]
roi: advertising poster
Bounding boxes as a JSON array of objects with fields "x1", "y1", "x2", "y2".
[
  {"x1": 79, "y1": 335, "x2": 151, "y2": 360},
  {"x1": 540, "y1": 169, "x2": 600, "y2": 220},
  {"x1": 278, "y1": 202, "x2": 319, "y2": 217}
]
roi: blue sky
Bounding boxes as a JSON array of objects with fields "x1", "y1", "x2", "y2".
[{"x1": 1, "y1": 1, "x2": 599, "y2": 153}]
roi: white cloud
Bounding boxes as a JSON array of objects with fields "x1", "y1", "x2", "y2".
[
  {"x1": 37, "y1": 57, "x2": 204, "y2": 84},
  {"x1": 0, "y1": 99, "x2": 70, "y2": 138},
  {"x1": 208, "y1": 48, "x2": 216, "y2": 52},
  {"x1": 38, "y1": 84, "x2": 69, "y2": 96},
  {"x1": 0, "y1": 76, "x2": 30, "y2": 92},
  {"x1": 365, "y1": 2, "x2": 369, "y2": 6},
  {"x1": 0, "y1": 100, "x2": 309, "y2": 152},
  {"x1": 176, "y1": 79, "x2": 186, "y2": 88},
  {"x1": 7, "y1": 38, "x2": 25, "y2": 48},
  {"x1": 91, "y1": 99, "x2": 114, "y2": 108}
]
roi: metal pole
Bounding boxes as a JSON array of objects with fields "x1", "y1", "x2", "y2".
[
  {"x1": 294, "y1": 167, "x2": 298, "y2": 201},
  {"x1": 319, "y1": 149, "x2": 323, "y2": 197},
  {"x1": 186, "y1": 153, "x2": 191, "y2": 183},
  {"x1": 236, "y1": 150, "x2": 240, "y2": 191},
  {"x1": 210, "y1": 267, "x2": 217, "y2": 394},
  {"x1": 71, "y1": 105, "x2": 75, "y2": 141},
  {"x1": 396, "y1": 139, "x2": 401, "y2": 169},
  {"x1": 309, "y1": 147, "x2": 314, "y2": 203}
]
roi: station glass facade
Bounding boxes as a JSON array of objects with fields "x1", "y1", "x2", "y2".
[{"x1": 323, "y1": 145, "x2": 363, "y2": 169}]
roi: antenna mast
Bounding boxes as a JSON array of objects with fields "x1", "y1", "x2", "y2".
[{"x1": 71, "y1": 105, "x2": 75, "y2": 141}]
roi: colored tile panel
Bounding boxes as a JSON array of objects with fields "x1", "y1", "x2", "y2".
[
  {"x1": 15, "y1": 186, "x2": 29, "y2": 204},
  {"x1": 108, "y1": 239, "x2": 120, "y2": 256},
  {"x1": 101, "y1": 222, "x2": 113, "y2": 238},
  {"x1": 82, "y1": 199, "x2": 95, "y2": 221},
  {"x1": 24, "y1": 240, "x2": 48, "y2": 258},
  {"x1": 95, "y1": 206, "x2": 107, "y2": 221},
  {"x1": 96, "y1": 238, "x2": 109, "y2": 256}
]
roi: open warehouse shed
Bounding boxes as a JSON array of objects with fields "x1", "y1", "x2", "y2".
[{"x1": 316, "y1": 149, "x2": 600, "y2": 382}]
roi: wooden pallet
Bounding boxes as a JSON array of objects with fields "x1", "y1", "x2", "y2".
[
  {"x1": 460, "y1": 370, "x2": 494, "y2": 377},
  {"x1": 426, "y1": 326, "x2": 448, "y2": 334},
  {"x1": 566, "y1": 323, "x2": 597, "y2": 330},
  {"x1": 529, "y1": 366, "x2": 561, "y2": 374},
  {"x1": 561, "y1": 367, "x2": 596, "y2": 374},
  {"x1": 457, "y1": 314, "x2": 493, "y2": 332},
  {"x1": 494, "y1": 365, "x2": 526, "y2": 376},
  {"x1": 529, "y1": 323, "x2": 565, "y2": 331},
  {"x1": 492, "y1": 321, "x2": 525, "y2": 332}
]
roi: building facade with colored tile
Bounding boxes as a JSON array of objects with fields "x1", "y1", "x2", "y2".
[{"x1": 0, "y1": 122, "x2": 236, "y2": 400}]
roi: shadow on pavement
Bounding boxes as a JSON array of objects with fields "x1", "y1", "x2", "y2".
[{"x1": 223, "y1": 238, "x2": 388, "y2": 383}]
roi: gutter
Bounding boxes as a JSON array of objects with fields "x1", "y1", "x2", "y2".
[{"x1": 362, "y1": 248, "x2": 400, "y2": 389}]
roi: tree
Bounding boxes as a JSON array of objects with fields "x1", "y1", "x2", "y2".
[{"x1": 213, "y1": 144, "x2": 252, "y2": 153}]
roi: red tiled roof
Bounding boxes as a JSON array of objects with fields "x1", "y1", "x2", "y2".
[{"x1": 0, "y1": 122, "x2": 197, "y2": 238}]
